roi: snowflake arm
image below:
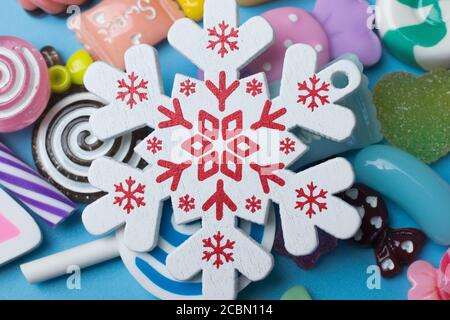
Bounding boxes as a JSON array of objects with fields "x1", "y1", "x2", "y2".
[
  {"x1": 273, "y1": 157, "x2": 361, "y2": 256},
  {"x1": 85, "y1": 45, "x2": 164, "y2": 140},
  {"x1": 232, "y1": 228, "x2": 273, "y2": 281},
  {"x1": 82, "y1": 157, "x2": 168, "y2": 252},
  {"x1": 167, "y1": 215, "x2": 273, "y2": 299},
  {"x1": 168, "y1": 0, "x2": 274, "y2": 80},
  {"x1": 166, "y1": 230, "x2": 204, "y2": 279},
  {"x1": 277, "y1": 44, "x2": 361, "y2": 141}
]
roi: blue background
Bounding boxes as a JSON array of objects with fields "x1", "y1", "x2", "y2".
[{"x1": 0, "y1": 0, "x2": 448, "y2": 300}]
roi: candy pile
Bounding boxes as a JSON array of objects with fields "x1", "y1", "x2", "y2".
[{"x1": 1, "y1": 0, "x2": 448, "y2": 301}]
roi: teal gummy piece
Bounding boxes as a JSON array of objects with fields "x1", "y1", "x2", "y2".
[
  {"x1": 353, "y1": 145, "x2": 450, "y2": 245},
  {"x1": 382, "y1": 0, "x2": 446, "y2": 69}
]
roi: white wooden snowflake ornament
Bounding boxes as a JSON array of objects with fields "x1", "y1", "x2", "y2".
[{"x1": 83, "y1": 0, "x2": 362, "y2": 299}]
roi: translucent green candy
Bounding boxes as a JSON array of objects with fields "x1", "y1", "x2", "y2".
[
  {"x1": 280, "y1": 285, "x2": 312, "y2": 300},
  {"x1": 373, "y1": 69, "x2": 450, "y2": 163}
]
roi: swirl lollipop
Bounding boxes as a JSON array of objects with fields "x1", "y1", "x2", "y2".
[
  {"x1": 32, "y1": 90, "x2": 146, "y2": 203},
  {"x1": 0, "y1": 36, "x2": 50, "y2": 132}
]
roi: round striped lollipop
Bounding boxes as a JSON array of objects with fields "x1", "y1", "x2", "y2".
[
  {"x1": 0, "y1": 36, "x2": 50, "y2": 133},
  {"x1": 32, "y1": 91, "x2": 146, "y2": 203}
]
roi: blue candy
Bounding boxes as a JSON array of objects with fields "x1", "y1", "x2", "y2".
[{"x1": 353, "y1": 145, "x2": 450, "y2": 245}]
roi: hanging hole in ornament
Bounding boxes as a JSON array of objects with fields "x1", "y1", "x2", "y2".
[{"x1": 331, "y1": 71, "x2": 349, "y2": 89}]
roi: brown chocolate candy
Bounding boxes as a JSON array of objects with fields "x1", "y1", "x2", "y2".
[
  {"x1": 338, "y1": 184, "x2": 426, "y2": 277},
  {"x1": 40, "y1": 46, "x2": 63, "y2": 68}
]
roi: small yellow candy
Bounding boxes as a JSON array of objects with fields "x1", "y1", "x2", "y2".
[
  {"x1": 66, "y1": 49, "x2": 93, "y2": 86},
  {"x1": 49, "y1": 65, "x2": 72, "y2": 94},
  {"x1": 177, "y1": 0, "x2": 204, "y2": 21}
]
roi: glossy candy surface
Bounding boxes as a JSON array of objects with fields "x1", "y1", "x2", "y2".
[
  {"x1": 407, "y1": 249, "x2": 450, "y2": 300},
  {"x1": 177, "y1": 0, "x2": 204, "y2": 21},
  {"x1": 49, "y1": 65, "x2": 71, "y2": 94},
  {"x1": 0, "y1": 36, "x2": 50, "y2": 132},
  {"x1": 353, "y1": 145, "x2": 450, "y2": 246},
  {"x1": 70, "y1": 0, "x2": 185, "y2": 70},
  {"x1": 66, "y1": 49, "x2": 93, "y2": 86},
  {"x1": 376, "y1": 0, "x2": 450, "y2": 70}
]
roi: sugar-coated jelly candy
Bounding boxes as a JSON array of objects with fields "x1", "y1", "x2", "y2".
[
  {"x1": 373, "y1": 69, "x2": 449, "y2": 164},
  {"x1": 353, "y1": 145, "x2": 450, "y2": 246}
]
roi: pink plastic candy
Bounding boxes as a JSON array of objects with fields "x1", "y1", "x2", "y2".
[
  {"x1": 0, "y1": 37, "x2": 50, "y2": 133},
  {"x1": 18, "y1": 0, "x2": 88, "y2": 15},
  {"x1": 407, "y1": 249, "x2": 450, "y2": 300},
  {"x1": 242, "y1": 7, "x2": 330, "y2": 83},
  {"x1": 70, "y1": 0, "x2": 185, "y2": 70}
]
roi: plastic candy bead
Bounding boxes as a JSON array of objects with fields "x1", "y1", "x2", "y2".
[
  {"x1": 177, "y1": 0, "x2": 204, "y2": 21},
  {"x1": 373, "y1": 70, "x2": 450, "y2": 164},
  {"x1": 49, "y1": 65, "x2": 72, "y2": 94},
  {"x1": 376, "y1": 0, "x2": 450, "y2": 70},
  {"x1": 66, "y1": 49, "x2": 93, "y2": 86},
  {"x1": 353, "y1": 145, "x2": 450, "y2": 246},
  {"x1": 40, "y1": 46, "x2": 62, "y2": 68}
]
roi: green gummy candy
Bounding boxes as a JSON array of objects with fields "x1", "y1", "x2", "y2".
[
  {"x1": 280, "y1": 286, "x2": 312, "y2": 300},
  {"x1": 373, "y1": 69, "x2": 450, "y2": 163}
]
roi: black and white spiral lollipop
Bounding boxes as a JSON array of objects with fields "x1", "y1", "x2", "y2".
[{"x1": 32, "y1": 91, "x2": 146, "y2": 203}]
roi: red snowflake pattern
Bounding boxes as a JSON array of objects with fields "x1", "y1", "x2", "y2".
[
  {"x1": 279, "y1": 137, "x2": 296, "y2": 155},
  {"x1": 245, "y1": 195, "x2": 262, "y2": 213},
  {"x1": 295, "y1": 182, "x2": 328, "y2": 218},
  {"x1": 113, "y1": 176, "x2": 146, "y2": 214},
  {"x1": 202, "y1": 231, "x2": 235, "y2": 269},
  {"x1": 116, "y1": 72, "x2": 149, "y2": 109},
  {"x1": 246, "y1": 79, "x2": 263, "y2": 97},
  {"x1": 146, "y1": 136, "x2": 162, "y2": 154},
  {"x1": 180, "y1": 79, "x2": 196, "y2": 97},
  {"x1": 297, "y1": 74, "x2": 330, "y2": 112},
  {"x1": 179, "y1": 194, "x2": 195, "y2": 212},
  {"x1": 207, "y1": 20, "x2": 239, "y2": 58}
]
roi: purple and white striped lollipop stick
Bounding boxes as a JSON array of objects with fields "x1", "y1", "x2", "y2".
[{"x1": 0, "y1": 142, "x2": 76, "y2": 226}]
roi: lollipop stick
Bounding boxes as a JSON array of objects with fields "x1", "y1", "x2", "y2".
[{"x1": 21, "y1": 236, "x2": 119, "y2": 284}]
